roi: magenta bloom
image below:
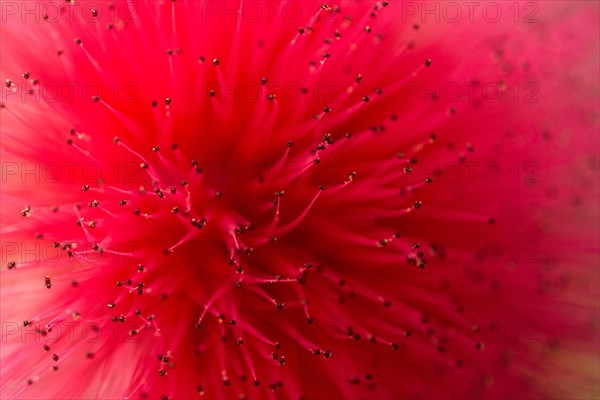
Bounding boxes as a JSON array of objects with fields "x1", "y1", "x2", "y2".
[{"x1": 1, "y1": 1, "x2": 598, "y2": 399}]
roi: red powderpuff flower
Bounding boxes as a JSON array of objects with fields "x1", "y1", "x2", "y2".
[{"x1": 0, "y1": 1, "x2": 598, "y2": 399}]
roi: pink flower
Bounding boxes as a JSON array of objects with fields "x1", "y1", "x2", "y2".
[{"x1": 1, "y1": 1, "x2": 598, "y2": 398}]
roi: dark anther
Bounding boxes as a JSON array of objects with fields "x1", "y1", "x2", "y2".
[
  {"x1": 425, "y1": 59, "x2": 432, "y2": 67},
  {"x1": 391, "y1": 342, "x2": 399, "y2": 350}
]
